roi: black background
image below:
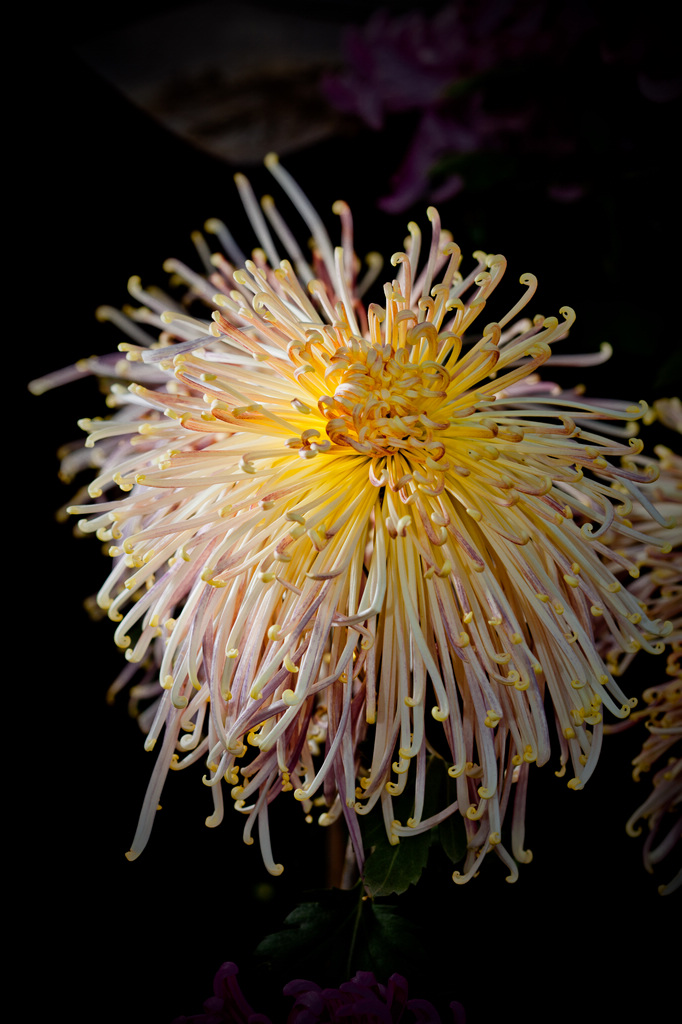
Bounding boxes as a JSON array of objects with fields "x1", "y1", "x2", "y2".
[{"x1": 25, "y1": 3, "x2": 678, "y2": 1022}]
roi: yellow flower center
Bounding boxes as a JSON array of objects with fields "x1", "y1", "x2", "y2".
[{"x1": 323, "y1": 340, "x2": 449, "y2": 455}]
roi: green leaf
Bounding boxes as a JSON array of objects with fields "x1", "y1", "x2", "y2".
[
  {"x1": 253, "y1": 891, "x2": 429, "y2": 987},
  {"x1": 654, "y1": 349, "x2": 682, "y2": 391},
  {"x1": 362, "y1": 828, "x2": 433, "y2": 897},
  {"x1": 254, "y1": 889, "x2": 361, "y2": 979},
  {"x1": 362, "y1": 903, "x2": 428, "y2": 981},
  {"x1": 360, "y1": 755, "x2": 467, "y2": 897},
  {"x1": 438, "y1": 811, "x2": 467, "y2": 866},
  {"x1": 431, "y1": 151, "x2": 519, "y2": 192},
  {"x1": 442, "y1": 72, "x2": 487, "y2": 100}
]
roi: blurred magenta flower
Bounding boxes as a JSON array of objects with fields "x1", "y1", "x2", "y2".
[
  {"x1": 322, "y1": 2, "x2": 574, "y2": 210},
  {"x1": 323, "y1": 2, "x2": 679, "y2": 212},
  {"x1": 172, "y1": 961, "x2": 466, "y2": 1023},
  {"x1": 322, "y1": 3, "x2": 555, "y2": 129}
]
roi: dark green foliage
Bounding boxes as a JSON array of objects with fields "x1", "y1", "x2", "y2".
[
  {"x1": 361, "y1": 755, "x2": 467, "y2": 897},
  {"x1": 254, "y1": 888, "x2": 428, "y2": 988}
]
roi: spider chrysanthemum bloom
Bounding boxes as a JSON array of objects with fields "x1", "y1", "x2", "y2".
[
  {"x1": 626, "y1": 680, "x2": 681, "y2": 894},
  {"x1": 599, "y1": 443, "x2": 681, "y2": 680},
  {"x1": 41, "y1": 156, "x2": 674, "y2": 881},
  {"x1": 600, "y1": 441, "x2": 681, "y2": 892}
]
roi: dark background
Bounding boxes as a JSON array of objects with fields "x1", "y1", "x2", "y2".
[{"x1": 26, "y1": 2, "x2": 678, "y2": 1022}]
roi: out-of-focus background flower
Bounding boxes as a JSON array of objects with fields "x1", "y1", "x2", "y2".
[{"x1": 24, "y1": 2, "x2": 678, "y2": 1023}]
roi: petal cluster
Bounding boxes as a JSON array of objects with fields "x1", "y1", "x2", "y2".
[
  {"x1": 172, "y1": 962, "x2": 464, "y2": 1023},
  {"x1": 43, "y1": 157, "x2": 675, "y2": 880},
  {"x1": 600, "y1": 439, "x2": 681, "y2": 892}
]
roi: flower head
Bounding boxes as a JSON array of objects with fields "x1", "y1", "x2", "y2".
[
  {"x1": 172, "y1": 961, "x2": 465, "y2": 1023},
  {"x1": 37, "y1": 155, "x2": 674, "y2": 881},
  {"x1": 600, "y1": 438, "x2": 681, "y2": 892},
  {"x1": 626, "y1": 679, "x2": 681, "y2": 894}
]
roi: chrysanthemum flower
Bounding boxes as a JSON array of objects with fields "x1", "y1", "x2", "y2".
[
  {"x1": 626, "y1": 680, "x2": 681, "y2": 894},
  {"x1": 600, "y1": 441, "x2": 681, "y2": 892},
  {"x1": 599, "y1": 443, "x2": 681, "y2": 678},
  {"x1": 35, "y1": 156, "x2": 674, "y2": 881},
  {"x1": 172, "y1": 961, "x2": 465, "y2": 1023}
]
